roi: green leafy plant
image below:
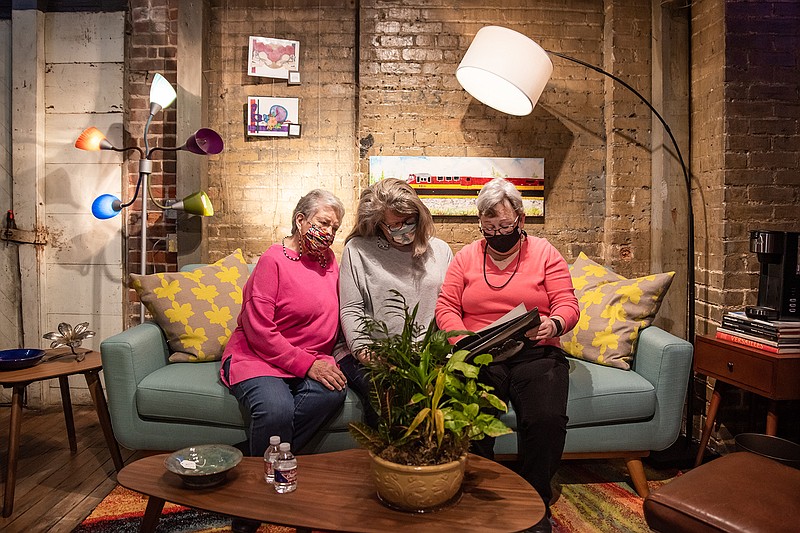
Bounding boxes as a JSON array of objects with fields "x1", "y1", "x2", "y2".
[{"x1": 348, "y1": 291, "x2": 511, "y2": 466}]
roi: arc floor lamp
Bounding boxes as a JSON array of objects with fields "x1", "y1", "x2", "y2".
[
  {"x1": 75, "y1": 73, "x2": 224, "y2": 322},
  {"x1": 456, "y1": 25, "x2": 695, "y2": 343}
]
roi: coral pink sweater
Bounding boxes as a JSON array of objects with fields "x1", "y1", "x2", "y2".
[
  {"x1": 221, "y1": 244, "x2": 339, "y2": 386},
  {"x1": 435, "y1": 236, "x2": 579, "y2": 347}
]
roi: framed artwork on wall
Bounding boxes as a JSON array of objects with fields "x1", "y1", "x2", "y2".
[
  {"x1": 369, "y1": 156, "x2": 545, "y2": 219},
  {"x1": 247, "y1": 96, "x2": 300, "y2": 137},
  {"x1": 248, "y1": 36, "x2": 300, "y2": 79}
]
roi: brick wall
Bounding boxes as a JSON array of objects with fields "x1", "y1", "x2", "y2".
[
  {"x1": 204, "y1": 0, "x2": 358, "y2": 262},
  {"x1": 692, "y1": 0, "x2": 800, "y2": 450},
  {"x1": 125, "y1": 0, "x2": 179, "y2": 322}
]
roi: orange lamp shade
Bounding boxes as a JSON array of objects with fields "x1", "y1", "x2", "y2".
[{"x1": 75, "y1": 127, "x2": 113, "y2": 151}]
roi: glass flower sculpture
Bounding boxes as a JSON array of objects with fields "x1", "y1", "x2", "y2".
[{"x1": 43, "y1": 322, "x2": 95, "y2": 361}]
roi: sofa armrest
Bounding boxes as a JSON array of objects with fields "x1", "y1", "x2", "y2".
[
  {"x1": 100, "y1": 322, "x2": 171, "y2": 442},
  {"x1": 631, "y1": 326, "x2": 694, "y2": 450}
]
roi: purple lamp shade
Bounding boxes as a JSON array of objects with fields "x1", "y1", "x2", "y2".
[{"x1": 184, "y1": 128, "x2": 224, "y2": 155}]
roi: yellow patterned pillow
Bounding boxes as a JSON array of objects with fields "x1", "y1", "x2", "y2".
[
  {"x1": 130, "y1": 249, "x2": 246, "y2": 362},
  {"x1": 560, "y1": 253, "x2": 674, "y2": 370}
]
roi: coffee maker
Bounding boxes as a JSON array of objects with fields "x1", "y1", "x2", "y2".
[{"x1": 746, "y1": 230, "x2": 800, "y2": 321}]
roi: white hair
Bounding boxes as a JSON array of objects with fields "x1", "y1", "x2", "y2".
[{"x1": 476, "y1": 178, "x2": 524, "y2": 217}]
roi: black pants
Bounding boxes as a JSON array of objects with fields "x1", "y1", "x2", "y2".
[{"x1": 471, "y1": 345, "x2": 570, "y2": 506}]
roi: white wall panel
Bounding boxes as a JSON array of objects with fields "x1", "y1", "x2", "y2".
[
  {"x1": 45, "y1": 63, "x2": 124, "y2": 114},
  {"x1": 45, "y1": 263, "x2": 123, "y2": 317},
  {"x1": 44, "y1": 12, "x2": 124, "y2": 63},
  {"x1": 45, "y1": 162, "x2": 123, "y2": 214},
  {"x1": 46, "y1": 213, "x2": 123, "y2": 265}
]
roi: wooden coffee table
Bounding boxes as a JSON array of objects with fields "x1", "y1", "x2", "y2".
[
  {"x1": 118, "y1": 448, "x2": 544, "y2": 532},
  {"x1": 0, "y1": 348, "x2": 124, "y2": 516}
]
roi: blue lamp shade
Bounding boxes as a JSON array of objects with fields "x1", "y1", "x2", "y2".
[{"x1": 92, "y1": 194, "x2": 123, "y2": 219}]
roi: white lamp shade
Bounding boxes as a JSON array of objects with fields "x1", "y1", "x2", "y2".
[
  {"x1": 456, "y1": 26, "x2": 553, "y2": 116},
  {"x1": 149, "y1": 73, "x2": 177, "y2": 114}
]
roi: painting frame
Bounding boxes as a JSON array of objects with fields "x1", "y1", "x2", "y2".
[
  {"x1": 247, "y1": 96, "x2": 300, "y2": 137},
  {"x1": 369, "y1": 156, "x2": 545, "y2": 219},
  {"x1": 248, "y1": 36, "x2": 300, "y2": 79}
]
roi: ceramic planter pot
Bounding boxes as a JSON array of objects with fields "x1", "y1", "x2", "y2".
[{"x1": 369, "y1": 452, "x2": 467, "y2": 513}]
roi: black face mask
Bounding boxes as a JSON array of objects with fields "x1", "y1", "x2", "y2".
[{"x1": 484, "y1": 227, "x2": 522, "y2": 253}]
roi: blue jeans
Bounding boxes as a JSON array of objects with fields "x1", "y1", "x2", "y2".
[{"x1": 226, "y1": 362, "x2": 346, "y2": 456}]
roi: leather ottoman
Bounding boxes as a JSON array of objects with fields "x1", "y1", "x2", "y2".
[{"x1": 643, "y1": 452, "x2": 800, "y2": 532}]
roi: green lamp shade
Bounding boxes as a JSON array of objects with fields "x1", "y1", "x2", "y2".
[{"x1": 172, "y1": 191, "x2": 214, "y2": 216}]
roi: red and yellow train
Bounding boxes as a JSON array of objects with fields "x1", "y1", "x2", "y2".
[{"x1": 406, "y1": 174, "x2": 543, "y2": 199}]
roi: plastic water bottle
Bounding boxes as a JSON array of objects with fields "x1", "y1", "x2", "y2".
[
  {"x1": 263, "y1": 435, "x2": 281, "y2": 483},
  {"x1": 273, "y1": 442, "x2": 297, "y2": 493}
]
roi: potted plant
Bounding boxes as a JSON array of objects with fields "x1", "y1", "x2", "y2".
[{"x1": 348, "y1": 291, "x2": 512, "y2": 512}]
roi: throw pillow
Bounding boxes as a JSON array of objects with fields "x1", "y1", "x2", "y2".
[
  {"x1": 560, "y1": 253, "x2": 674, "y2": 370},
  {"x1": 130, "y1": 249, "x2": 247, "y2": 362}
]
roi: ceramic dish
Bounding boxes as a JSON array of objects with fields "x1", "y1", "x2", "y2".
[
  {"x1": 0, "y1": 349, "x2": 46, "y2": 371},
  {"x1": 164, "y1": 444, "x2": 243, "y2": 488}
]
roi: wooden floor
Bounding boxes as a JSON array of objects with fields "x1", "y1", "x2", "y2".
[{"x1": 0, "y1": 404, "x2": 140, "y2": 533}]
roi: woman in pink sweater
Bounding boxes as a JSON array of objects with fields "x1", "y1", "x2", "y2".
[
  {"x1": 436, "y1": 178, "x2": 579, "y2": 533},
  {"x1": 221, "y1": 189, "x2": 347, "y2": 462}
]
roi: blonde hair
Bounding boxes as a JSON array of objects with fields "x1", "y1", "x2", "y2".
[{"x1": 346, "y1": 178, "x2": 435, "y2": 257}]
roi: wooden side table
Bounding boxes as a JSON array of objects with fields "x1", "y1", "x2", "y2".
[
  {"x1": 0, "y1": 348, "x2": 124, "y2": 517},
  {"x1": 693, "y1": 334, "x2": 800, "y2": 467}
]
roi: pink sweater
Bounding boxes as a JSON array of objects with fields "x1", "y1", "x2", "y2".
[
  {"x1": 221, "y1": 244, "x2": 339, "y2": 386},
  {"x1": 435, "y1": 236, "x2": 579, "y2": 348}
]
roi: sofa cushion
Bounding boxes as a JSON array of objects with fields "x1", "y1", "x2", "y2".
[
  {"x1": 131, "y1": 250, "x2": 247, "y2": 362},
  {"x1": 136, "y1": 361, "x2": 246, "y2": 427},
  {"x1": 499, "y1": 358, "x2": 656, "y2": 429},
  {"x1": 560, "y1": 253, "x2": 674, "y2": 370}
]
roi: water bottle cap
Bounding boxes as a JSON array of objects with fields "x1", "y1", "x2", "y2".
[
  {"x1": 279, "y1": 442, "x2": 291, "y2": 451},
  {"x1": 269, "y1": 436, "x2": 280, "y2": 445}
]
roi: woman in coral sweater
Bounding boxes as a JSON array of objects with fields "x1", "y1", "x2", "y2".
[{"x1": 435, "y1": 178, "x2": 579, "y2": 533}]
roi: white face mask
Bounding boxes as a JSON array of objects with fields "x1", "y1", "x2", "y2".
[{"x1": 384, "y1": 221, "x2": 417, "y2": 245}]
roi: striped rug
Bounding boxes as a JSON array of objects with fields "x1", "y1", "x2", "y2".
[{"x1": 74, "y1": 459, "x2": 678, "y2": 532}]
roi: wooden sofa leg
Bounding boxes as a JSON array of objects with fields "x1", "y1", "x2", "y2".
[{"x1": 626, "y1": 457, "x2": 649, "y2": 498}]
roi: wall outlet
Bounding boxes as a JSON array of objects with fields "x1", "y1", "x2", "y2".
[{"x1": 167, "y1": 233, "x2": 178, "y2": 253}]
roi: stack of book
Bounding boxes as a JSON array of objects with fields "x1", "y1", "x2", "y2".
[{"x1": 716, "y1": 311, "x2": 800, "y2": 354}]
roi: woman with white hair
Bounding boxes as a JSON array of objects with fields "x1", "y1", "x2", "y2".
[
  {"x1": 339, "y1": 178, "x2": 452, "y2": 426},
  {"x1": 435, "y1": 177, "x2": 579, "y2": 533},
  {"x1": 221, "y1": 189, "x2": 348, "y2": 457}
]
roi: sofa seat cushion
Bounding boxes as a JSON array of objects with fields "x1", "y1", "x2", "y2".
[
  {"x1": 499, "y1": 358, "x2": 656, "y2": 429},
  {"x1": 319, "y1": 389, "x2": 368, "y2": 432},
  {"x1": 136, "y1": 362, "x2": 245, "y2": 427}
]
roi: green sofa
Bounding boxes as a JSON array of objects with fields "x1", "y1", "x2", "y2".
[{"x1": 100, "y1": 266, "x2": 693, "y2": 497}]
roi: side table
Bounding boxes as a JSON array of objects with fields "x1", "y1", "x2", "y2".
[
  {"x1": 0, "y1": 348, "x2": 124, "y2": 516},
  {"x1": 693, "y1": 334, "x2": 800, "y2": 467}
]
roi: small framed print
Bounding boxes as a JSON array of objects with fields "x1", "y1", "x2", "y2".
[
  {"x1": 288, "y1": 124, "x2": 302, "y2": 137},
  {"x1": 288, "y1": 71, "x2": 301, "y2": 85},
  {"x1": 247, "y1": 96, "x2": 300, "y2": 137},
  {"x1": 248, "y1": 36, "x2": 300, "y2": 80}
]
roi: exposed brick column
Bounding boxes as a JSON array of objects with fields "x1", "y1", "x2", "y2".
[{"x1": 125, "y1": 0, "x2": 179, "y2": 325}]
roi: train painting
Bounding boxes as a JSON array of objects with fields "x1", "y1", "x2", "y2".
[{"x1": 370, "y1": 156, "x2": 544, "y2": 218}]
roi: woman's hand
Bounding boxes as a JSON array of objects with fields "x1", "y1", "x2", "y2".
[
  {"x1": 525, "y1": 316, "x2": 563, "y2": 341},
  {"x1": 307, "y1": 360, "x2": 347, "y2": 391},
  {"x1": 355, "y1": 348, "x2": 374, "y2": 365}
]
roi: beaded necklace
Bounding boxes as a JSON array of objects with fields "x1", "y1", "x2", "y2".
[{"x1": 282, "y1": 236, "x2": 301, "y2": 262}]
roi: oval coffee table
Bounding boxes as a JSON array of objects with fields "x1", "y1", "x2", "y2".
[{"x1": 118, "y1": 448, "x2": 544, "y2": 532}]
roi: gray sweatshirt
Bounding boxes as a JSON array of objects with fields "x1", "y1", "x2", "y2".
[{"x1": 339, "y1": 235, "x2": 453, "y2": 355}]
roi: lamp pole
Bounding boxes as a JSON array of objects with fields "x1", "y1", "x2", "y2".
[{"x1": 546, "y1": 49, "x2": 695, "y2": 343}]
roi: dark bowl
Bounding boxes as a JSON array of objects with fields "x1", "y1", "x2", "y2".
[
  {"x1": 735, "y1": 433, "x2": 800, "y2": 469},
  {"x1": 0, "y1": 349, "x2": 46, "y2": 371}
]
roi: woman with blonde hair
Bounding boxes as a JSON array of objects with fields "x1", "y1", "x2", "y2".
[{"x1": 338, "y1": 178, "x2": 452, "y2": 425}]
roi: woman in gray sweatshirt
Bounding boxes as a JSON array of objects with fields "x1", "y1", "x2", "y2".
[{"x1": 338, "y1": 178, "x2": 453, "y2": 425}]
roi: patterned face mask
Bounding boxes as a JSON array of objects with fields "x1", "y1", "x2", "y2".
[
  {"x1": 383, "y1": 221, "x2": 417, "y2": 246},
  {"x1": 302, "y1": 224, "x2": 335, "y2": 258}
]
